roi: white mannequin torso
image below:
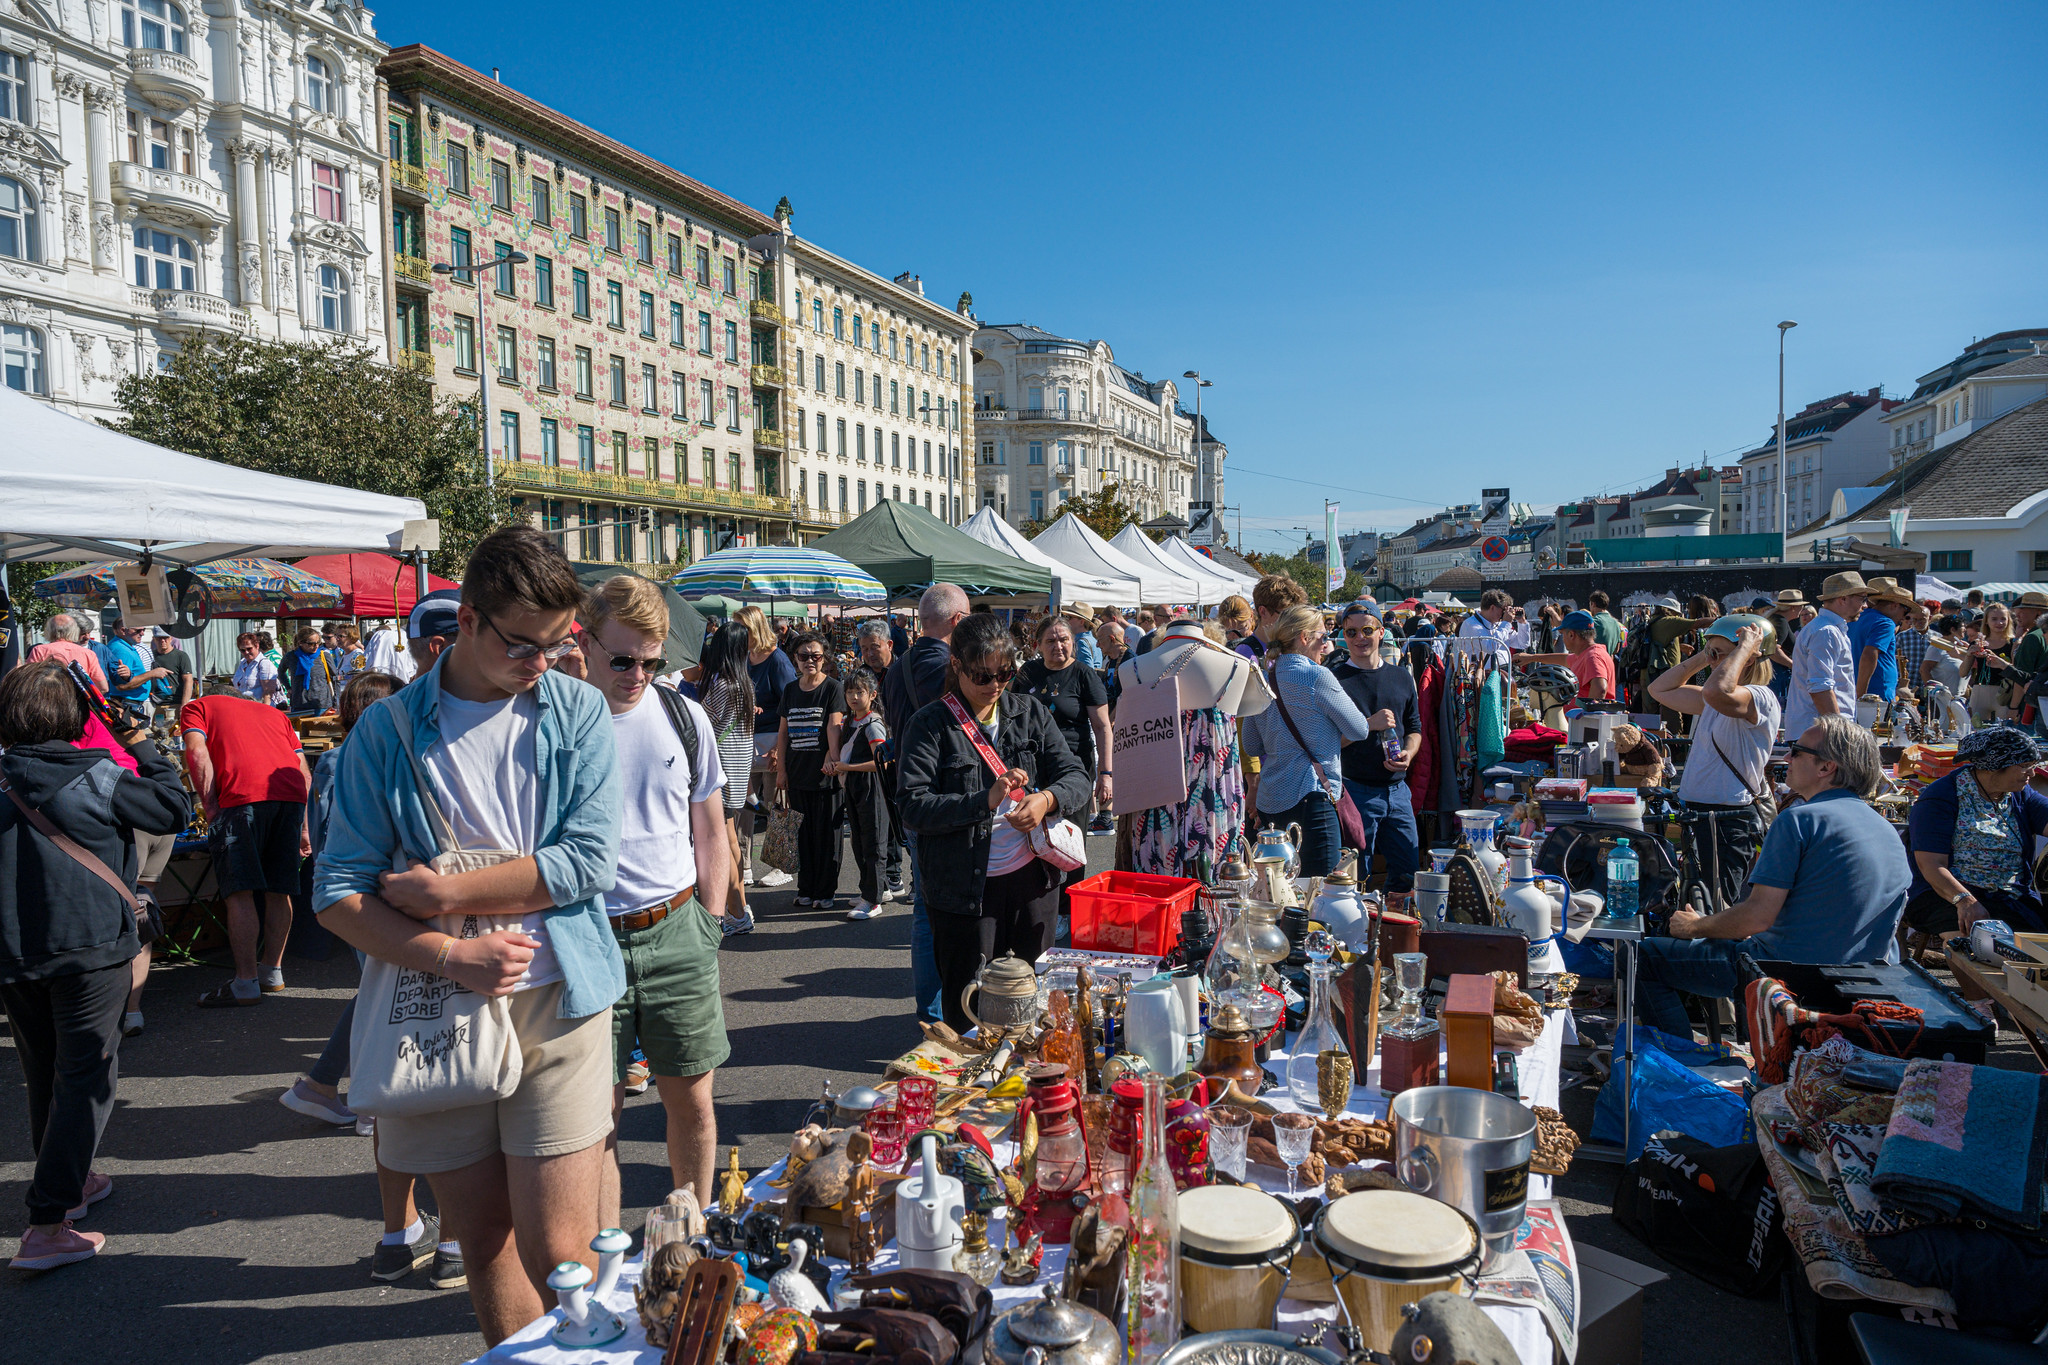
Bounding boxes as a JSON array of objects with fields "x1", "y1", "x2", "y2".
[{"x1": 1116, "y1": 631, "x2": 1273, "y2": 717}]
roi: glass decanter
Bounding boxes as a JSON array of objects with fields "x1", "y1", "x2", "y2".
[
  {"x1": 1285, "y1": 961, "x2": 1349, "y2": 1114},
  {"x1": 1039, "y1": 991, "x2": 1086, "y2": 1083},
  {"x1": 1126, "y1": 1074, "x2": 1181, "y2": 1365},
  {"x1": 1378, "y1": 951, "x2": 1440, "y2": 1097},
  {"x1": 952, "y1": 1212, "x2": 1000, "y2": 1287}
]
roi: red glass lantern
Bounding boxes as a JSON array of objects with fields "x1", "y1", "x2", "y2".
[{"x1": 1016, "y1": 1064, "x2": 1090, "y2": 1244}]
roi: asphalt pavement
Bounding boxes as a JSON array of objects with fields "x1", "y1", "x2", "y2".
[{"x1": 14, "y1": 831, "x2": 2005, "y2": 1362}]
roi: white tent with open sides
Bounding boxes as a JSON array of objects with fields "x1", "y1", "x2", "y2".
[
  {"x1": 1109, "y1": 524, "x2": 1229, "y2": 606},
  {"x1": 0, "y1": 386, "x2": 426, "y2": 567},
  {"x1": 1035, "y1": 514, "x2": 1204, "y2": 605},
  {"x1": 1160, "y1": 535, "x2": 1260, "y2": 594},
  {"x1": 959, "y1": 507, "x2": 1142, "y2": 608}
]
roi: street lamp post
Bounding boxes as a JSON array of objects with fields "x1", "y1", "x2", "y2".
[
  {"x1": 1182, "y1": 369, "x2": 1214, "y2": 540},
  {"x1": 1776, "y1": 320, "x2": 1797, "y2": 562},
  {"x1": 434, "y1": 246, "x2": 529, "y2": 512}
]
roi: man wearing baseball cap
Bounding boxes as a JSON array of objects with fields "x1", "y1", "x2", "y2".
[
  {"x1": 405, "y1": 590, "x2": 463, "y2": 680},
  {"x1": 1520, "y1": 610, "x2": 1616, "y2": 701},
  {"x1": 1784, "y1": 572, "x2": 1866, "y2": 738}
]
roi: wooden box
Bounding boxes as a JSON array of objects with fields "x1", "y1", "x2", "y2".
[
  {"x1": 2015, "y1": 933, "x2": 2048, "y2": 967},
  {"x1": 1442, "y1": 973, "x2": 1496, "y2": 1091}
]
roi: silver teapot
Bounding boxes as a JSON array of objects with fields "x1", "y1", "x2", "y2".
[
  {"x1": 987, "y1": 1285, "x2": 1121, "y2": 1365},
  {"x1": 1254, "y1": 821, "x2": 1304, "y2": 879}
]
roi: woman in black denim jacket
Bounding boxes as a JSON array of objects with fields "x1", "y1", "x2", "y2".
[{"x1": 896, "y1": 613, "x2": 1089, "y2": 1031}]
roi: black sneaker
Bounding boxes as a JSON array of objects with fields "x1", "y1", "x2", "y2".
[
  {"x1": 370, "y1": 1212, "x2": 439, "y2": 1282},
  {"x1": 429, "y1": 1243, "x2": 467, "y2": 1290}
]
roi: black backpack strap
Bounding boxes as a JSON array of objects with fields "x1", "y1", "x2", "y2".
[{"x1": 653, "y1": 684, "x2": 702, "y2": 793}]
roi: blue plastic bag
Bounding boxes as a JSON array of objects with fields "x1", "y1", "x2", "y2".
[{"x1": 1592, "y1": 1026, "x2": 1750, "y2": 1162}]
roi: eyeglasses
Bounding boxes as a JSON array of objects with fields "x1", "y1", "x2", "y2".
[
  {"x1": 607, "y1": 653, "x2": 666, "y2": 674},
  {"x1": 1342, "y1": 625, "x2": 1381, "y2": 638},
  {"x1": 794, "y1": 650, "x2": 826, "y2": 664},
  {"x1": 479, "y1": 612, "x2": 579, "y2": 661},
  {"x1": 964, "y1": 664, "x2": 1017, "y2": 687},
  {"x1": 1786, "y1": 741, "x2": 1823, "y2": 760}
]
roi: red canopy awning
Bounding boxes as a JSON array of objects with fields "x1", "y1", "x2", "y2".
[{"x1": 287, "y1": 553, "x2": 458, "y2": 619}]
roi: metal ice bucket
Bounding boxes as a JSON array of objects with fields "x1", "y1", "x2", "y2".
[{"x1": 1389, "y1": 1085, "x2": 1536, "y2": 1265}]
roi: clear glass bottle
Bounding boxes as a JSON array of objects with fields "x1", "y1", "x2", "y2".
[
  {"x1": 1126, "y1": 1074, "x2": 1180, "y2": 1365},
  {"x1": 1379, "y1": 951, "x2": 1440, "y2": 1097},
  {"x1": 1286, "y1": 961, "x2": 1348, "y2": 1113},
  {"x1": 952, "y1": 1211, "x2": 1000, "y2": 1286}
]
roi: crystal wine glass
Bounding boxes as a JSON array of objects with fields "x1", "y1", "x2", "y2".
[
  {"x1": 1208, "y1": 1105, "x2": 1253, "y2": 1181},
  {"x1": 1272, "y1": 1112, "x2": 1316, "y2": 1197}
]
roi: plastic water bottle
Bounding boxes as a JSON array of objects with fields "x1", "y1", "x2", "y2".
[{"x1": 1604, "y1": 838, "x2": 1639, "y2": 923}]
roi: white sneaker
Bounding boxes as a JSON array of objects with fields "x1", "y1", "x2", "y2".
[
  {"x1": 743, "y1": 866, "x2": 756, "y2": 886},
  {"x1": 879, "y1": 885, "x2": 901, "y2": 903},
  {"x1": 758, "y1": 868, "x2": 794, "y2": 888},
  {"x1": 846, "y1": 901, "x2": 878, "y2": 920},
  {"x1": 120, "y1": 1011, "x2": 145, "y2": 1037}
]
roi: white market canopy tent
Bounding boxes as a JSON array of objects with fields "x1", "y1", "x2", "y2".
[
  {"x1": 959, "y1": 507, "x2": 1142, "y2": 608},
  {"x1": 0, "y1": 386, "x2": 426, "y2": 566},
  {"x1": 1109, "y1": 524, "x2": 1227, "y2": 606},
  {"x1": 1034, "y1": 514, "x2": 1203, "y2": 605},
  {"x1": 1158, "y1": 534, "x2": 1259, "y2": 595}
]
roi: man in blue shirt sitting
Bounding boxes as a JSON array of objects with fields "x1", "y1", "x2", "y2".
[{"x1": 1637, "y1": 714, "x2": 1908, "y2": 1039}]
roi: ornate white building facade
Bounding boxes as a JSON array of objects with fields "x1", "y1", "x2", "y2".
[
  {"x1": 970, "y1": 322, "x2": 1201, "y2": 527},
  {"x1": 1, "y1": 0, "x2": 389, "y2": 416}
]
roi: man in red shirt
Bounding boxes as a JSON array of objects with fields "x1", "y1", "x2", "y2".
[
  {"x1": 180, "y1": 694, "x2": 312, "y2": 1006},
  {"x1": 1522, "y1": 610, "x2": 1617, "y2": 702}
]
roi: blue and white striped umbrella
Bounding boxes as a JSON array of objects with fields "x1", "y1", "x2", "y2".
[{"x1": 669, "y1": 546, "x2": 885, "y2": 605}]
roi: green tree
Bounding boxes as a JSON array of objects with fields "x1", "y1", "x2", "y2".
[
  {"x1": 109, "y1": 333, "x2": 515, "y2": 577},
  {"x1": 1018, "y1": 482, "x2": 1144, "y2": 540},
  {"x1": 5, "y1": 561, "x2": 80, "y2": 636},
  {"x1": 1248, "y1": 550, "x2": 1365, "y2": 604}
]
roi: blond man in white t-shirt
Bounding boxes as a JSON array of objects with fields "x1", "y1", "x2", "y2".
[{"x1": 581, "y1": 576, "x2": 730, "y2": 1227}]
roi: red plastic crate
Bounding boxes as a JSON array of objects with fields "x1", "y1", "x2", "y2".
[{"x1": 1067, "y1": 871, "x2": 1203, "y2": 958}]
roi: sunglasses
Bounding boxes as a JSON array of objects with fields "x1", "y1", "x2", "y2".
[
  {"x1": 1342, "y1": 624, "x2": 1381, "y2": 637},
  {"x1": 480, "y1": 612, "x2": 580, "y2": 661},
  {"x1": 795, "y1": 650, "x2": 826, "y2": 663},
  {"x1": 965, "y1": 664, "x2": 1017, "y2": 687},
  {"x1": 608, "y1": 653, "x2": 666, "y2": 674},
  {"x1": 1786, "y1": 741, "x2": 1823, "y2": 760}
]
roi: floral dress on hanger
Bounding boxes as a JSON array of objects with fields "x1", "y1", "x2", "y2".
[{"x1": 1124, "y1": 705, "x2": 1247, "y2": 879}]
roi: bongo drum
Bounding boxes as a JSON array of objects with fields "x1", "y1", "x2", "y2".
[
  {"x1": 1176, "y1": 1184, "x2": 1301, "y2": 1334},
  {"x1": 1312, "y1": 1189, "x2": 1481, "y2": 1351}
]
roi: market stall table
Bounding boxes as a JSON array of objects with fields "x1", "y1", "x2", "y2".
[{"x1": 1945, "y1": 942, "x2": 2048, "y2": 1070}]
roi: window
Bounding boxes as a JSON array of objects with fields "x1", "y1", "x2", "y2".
[
  {"x1": 871, "y1": 322, "x2": 881, "y2": 350},
  {"x1": 537, "y1": 337, "x2": 557, "y2": 390},
  {"x1": 724, "y1": 320, "x2": 738, "y2": 363},
  {"x1": 890, "y1": 380, "x2": 900, "y2": 415},
  {"x1": 495, "y1": 324, "x2": 517, "y2": 379},
  {"x1": 569, "y1": 193, "x2": 587, "y2": 239},
  {"x1": 728, "y1": 451, "x2": 743, "y2": 490},
  {"x1": 608, "y1": 355, "x2": 626, "y2": 405},
  {"x1": 0, "y1": 176, "x2": 37, "y2": 261},
  {"x1": 534, "y1": 255, "x2": 554, "y2": 307},
  {"x1": 921, "y1": 343, "x2": 930, "y2": 372},
  {"x1": 726, "y1": 385, "x2": 740, "y2": 430},
  {"x1": 702, "y1": 448, "x2": 716, "y2": 486},
  {"x1": 1028, "y1": 441, "x2": 1043, "y2": 466},
  {"x1": 541, "y1": 418, "x2": 559, "y2": 464},
  {"x1": 0, "y1": 51, "x2": 28, "y2": 126},
  {"x1": 641, "y1": 363, "x2": 658, "y2": 413},
  {"x1": 695, "y1": 244, "x2": 711, "y2": 285},
  {"x1": 873, "y1": 373, "x2": 884, "y2": 407},
  {"x1": 1029, "y1": 386, "x2": 1043, "y2": 411},
  {"x1": 132, "y1": 225, "x2": 194, "y2": 290},
  {"x1": 1030, "y1": 490, "x2": 1045, "y2": 520},
  {"x1": 492, "y1": 241, "x2": 515, "y2": 294},
  {"x1": 813, "y1": 300, "x2": 825, "y2": 332},
  {"x1": 617, "y1": 502, "x2": 635, "y2": 561},
  {"x1": 307, "y1": 161, "x2": 345, "y2": 221},
  {"x1": 499, "y1": 411, "x2": 519, "y2": 460},
  {"x1": 833, "y1": 306, "x2": 845, "y2": 339},
  {"x1": 852, "y1": 313, "x2": 864, "y2": 347},
  {"x1": 921, "y1": 389, "x2": 932, "y2": 422},
  {"x1": 606, "y1": 280, "x2": 623, "y2": 329},
  {"x1": 542, "y1": 499, "x2": 564, "y2": 532},
  {"x1": 838, "y1": 476, "x2": 848, "y2": 513},
  {"x1": 579, "y1": 501, "x2": 600, "y2": 559},
  {"x1": 613, "y1": 431, "x2": 628, "y2": 475},
  {"x1": 667, "y1": 234, "x2": 682, "y2": 275},
  {"x1": 573, "y1": 345, "x2": 592, "y2": 398},
  {"x1": 2033, "y1": 551, "x2": 2048, "y2": 582},
  {"x1": 604, "y1": 206, "x2": 621, "y2": 253},
  {"x1": 3, "y1": 323, "x2": 45, "y2": 394},
  {"x1": 489, "y1": 158, "x2": 510, "y2": 209},
  {"x1": 700, "y1": 378, "x2": 714, "y2": 425},
  {"x1": 448, "y1": 227, "x2": 473, "y2": 284},
  {"x1": 445, "y1": 143, "x2": 469, "y2": 196},
  {"x1": 635, "y1": 221, "x2": 652, "y2": 264},
  {"x1": 721, "y1": 257, "x2": 736, "y2": 296},
  {"x1": 835, "y1": 362, "x2": 846, "y2": 398},
  {"x1": 817, "y1": 411, "x2": 826, "y2": 450},
  {"x1": 577, "y1": 425, "x2": 596, "y2": 471},
  {"x1": 669, "y1": 301, "x2": 685, "y2": 345},
  {"x1": 889, "y1": 330, "x2": 898, "y2": 360},
  {"x1": 532, "y1": 177, "x2": 551, "y2": 226},
  {"x1": 127, "y1": 113, "x2": 190, "y2": 172},
  {"x1": 836, "y1": 418, "x2": 847, "y2": 456},
  {"x1": 453, "y1": 315, "x2": 476, "y2": 372},
  {"x1": 122, "y1": 0, "x2": 186, "y2": 53},
  {"x1": 571, "y1": 268, "x2": 590, "y2": 317},
  {"x1": 891, "y1": 432, "x2": 901, "y2": 468},
  {"x1": 819, "y1": 472, "x2": 829, "y2": 508},
  {"x1": 857, "y1": 424, "x2": 866, "y2": 462},
  {"x1": 697, "y1": 311, "x2": 712, "y2": 354},
  {"x1": 639, "y1": 291, "x2": 655, "y2": 338},
  {"x1": 1929, "y1": 550, "x2": 1973, "y2": 572},
  {"x1": 672, "y1": 372, "x2": 687, "y2": 417},
  {"x1": 923, "y1": 440, "x2": 932, "y2": 475},
  {"x1": 815, "y1": 355, "x2": 826, "y2": 392}
]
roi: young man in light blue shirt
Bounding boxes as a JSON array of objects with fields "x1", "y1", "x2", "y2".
[
  {"x1": 1785, "y1": 572, "x2": 1868, "y2": 739},
  {"x1": 313, "y1": 525, "x2": 623, "y2": 1348}
]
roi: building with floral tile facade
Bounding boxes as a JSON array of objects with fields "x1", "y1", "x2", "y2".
[
  {"x1": 380, "y1": 44, "x2": 789, "y2": 567},
  {"x1": 3, "y1": 0, "x2": 390, "y2": 416}
]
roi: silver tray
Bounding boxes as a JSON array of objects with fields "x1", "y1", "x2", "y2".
[{"x1": 1158, "y1": 1330, "x2": 1345, "y2": 1365}]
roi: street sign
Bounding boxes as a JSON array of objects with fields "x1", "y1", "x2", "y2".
[{"x1": 1481, "y1": 535, "x2": 1511, "y2": 562}]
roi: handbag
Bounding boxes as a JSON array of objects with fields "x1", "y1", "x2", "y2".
[
  {"x1": 345, "y1": 697, "x2": 525, "y2": 1120},
  {"x1": 1269, "y1": 683, "x2": 1369, "y2": 851},
  {"x1": 760, "y1": 789, "x2": 803, "y2": 874},
  {"x1": 0, "y1": 768, "x2": 147, "y2": 933},
  {"x1": 943, "y1": 694, "x2": 1087, "y2": 872}
]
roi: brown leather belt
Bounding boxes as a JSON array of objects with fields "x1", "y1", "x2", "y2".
[{"x1": 611, "y1": 886, "x2": 695, "y2": 934}]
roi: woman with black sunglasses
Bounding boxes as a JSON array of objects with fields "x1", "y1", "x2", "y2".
[
  {"x1": 895, "y1": 613, "x2": 1090, "y2": 1032},
  {"x1": 773, "y1": 631, "x2": 846, "y2": 911}
]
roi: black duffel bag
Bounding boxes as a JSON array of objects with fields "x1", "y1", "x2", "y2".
[{"x1": 1612, "y1": 1132, "x2": 1787, "y2": 1298}]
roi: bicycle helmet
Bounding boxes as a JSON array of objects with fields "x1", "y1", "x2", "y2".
[{"x1": 1522, "y1": 663, "x2": 1579, "y2": 699}]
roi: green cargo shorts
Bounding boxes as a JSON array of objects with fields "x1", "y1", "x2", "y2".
[{"x1": 610, "y1": 896, "x2": 731, "y2": 1083}]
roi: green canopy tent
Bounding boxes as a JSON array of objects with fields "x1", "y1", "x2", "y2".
[
  {"x1": 571, "y1": 564, "x2": 711, "y2": 669},
  {"x1": 807, "y1": 501, "x2": 1054, "y2": 603}
]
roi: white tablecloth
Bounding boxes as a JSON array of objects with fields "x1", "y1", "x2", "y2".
[{"x1": 467, "y1": 1010, "x2": 1579, "y2": 1365}]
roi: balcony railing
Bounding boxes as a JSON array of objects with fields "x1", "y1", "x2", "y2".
[
  {"x1": 394, "y1": 348, "x2": 433, "y2": 374},
  {"x1": 130, "y1": 287, "x2": 254, "y2": 335},
  {"x1": 750, "y1": 364, "x2": 785, "y2": 388},
  {"x1": 797, "y1": 505, "x2": 848, "y2": 527},
  {"x1": 112, "y1": 161, "x2": 226, "y2": 225},
  {"x1": 127, "y1": 48, "x2": 204, "y2": 110},
  {"x1": 389, "y1": 160, "x2": 430, "y2": 197},
  {"x1": 749, "y1": 299, "x2": 786, "y2": 327},
  {"x1": 394, "y1": 254, "x2": 431, "y2": 286},
  {"x1": 755, "y1": 429, "x2": 784, "y2": 450},
  {"x1": 495, "y1": 460, "x2": 792, "y2": 515}
]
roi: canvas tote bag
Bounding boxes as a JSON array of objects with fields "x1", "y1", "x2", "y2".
[{"x1": 347, "y1": 696, "x2": 525, "y2": 1118}]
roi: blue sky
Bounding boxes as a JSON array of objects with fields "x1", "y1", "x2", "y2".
[{"x1": 373, "y1": 1, "x2": 2048, "y2": 553}]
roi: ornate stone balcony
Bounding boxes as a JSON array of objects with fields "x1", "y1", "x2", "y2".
[
  {"x1": 112, "y1": 161, "x2": 228, "y2": 229},
  {"x1": 127, "y1": 49, "x2": 206, "y2": 113},
  {"x1": 393, "y1": 254, "x2": 432, "y2": 287},
  {"x1": 394, "y1": 348, "x2": 434, "y2": 374},
  {"x1": 389, "y1": 159, "x2": 431, "y2": 199},
  {"x1": 755, "y1": 428, "x2": 785, "y2": 451},
  {"x1": 750, "y1": 363, "x2": 785, "y2": 389},
  {"x1": 749, "y1": 299, "x2": 786, "y2": 327},
  {"x1": 130, "y1": 287, "x2": 254, "y2": 335}
]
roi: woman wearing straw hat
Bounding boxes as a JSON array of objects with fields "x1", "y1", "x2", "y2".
[{"x1": 1785, "y1": 572, "x2": 1867, "y2": 739}]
